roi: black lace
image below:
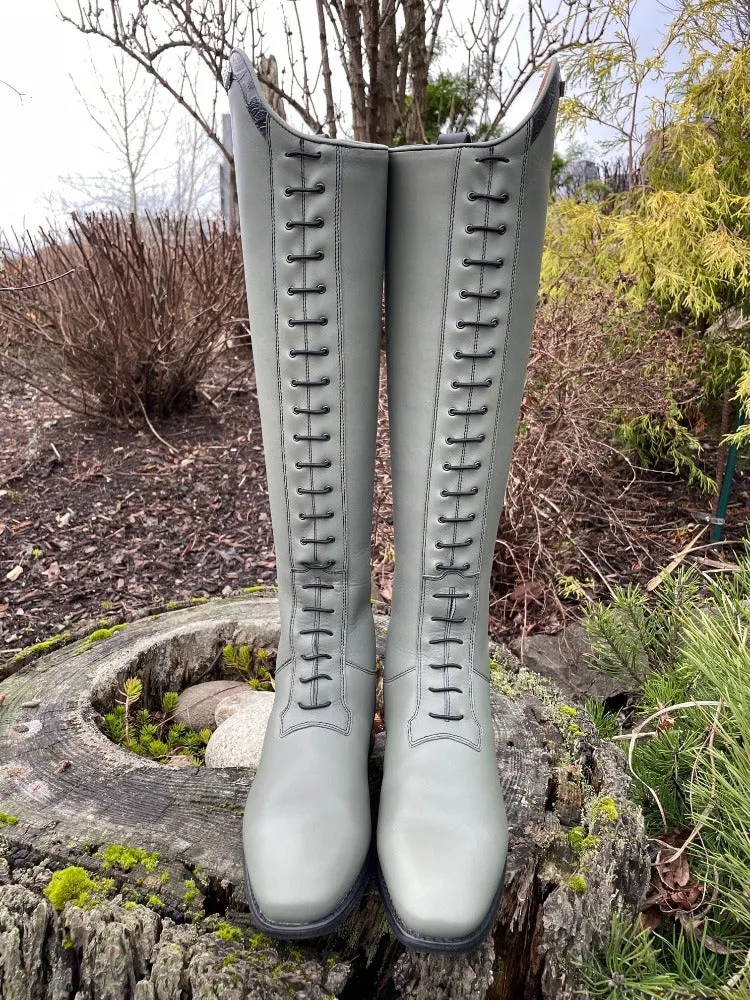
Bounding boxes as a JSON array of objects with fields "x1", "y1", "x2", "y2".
[
  {"x1": 284, "y1": 144, "x2": 336, "y2": 712},
  {"x1": 429, "y1": 150, "x2": 510, "y2": 723}
]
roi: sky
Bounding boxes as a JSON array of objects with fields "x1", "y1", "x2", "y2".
[{"x1": 0, "y1": 1, "x2": 671, "y2": 236}]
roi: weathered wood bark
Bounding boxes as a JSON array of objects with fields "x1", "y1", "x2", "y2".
[{"x1": 0, "y1": 598, "x2": 649, "y2": 999}]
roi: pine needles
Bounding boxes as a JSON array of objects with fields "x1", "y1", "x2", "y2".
[{"x1": 581, "y1": 541, "x2": 750, "y2": 998}]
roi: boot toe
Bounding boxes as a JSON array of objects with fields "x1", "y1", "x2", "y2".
[
  {"x1": 244, "y1": 774, "x2": 371, "y2": 928},
  {"x1": 378, "y1": 818, "x2": 505, "y2": 944}
]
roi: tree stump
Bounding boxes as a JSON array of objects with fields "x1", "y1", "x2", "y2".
[{"x1": 0, "y1": 598, "x2": 649, "y2": 999}]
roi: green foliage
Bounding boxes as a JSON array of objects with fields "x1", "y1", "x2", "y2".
[
  {"x1": 583, "y1": 540, "x2": 750, "y2": 994},
  {"x1": 44, "y1": 866, "x2": 115, "y2": 911},
  {"x1": 613, "y1": 409, "x2": 715, "y2": 493},
  {"x1": 0, "y1": 812, "x2": 18, "y2": 826},
  {"x1": 393, "y1": 70, "x2": 485, "y2": 146},
  {"x1": 581, "y1": 912, "x2": 743, "y2": 999},
  {"x1": 584, "y1": 699, "x2": 620, "y2": 738},
  {"x1": 222, "y1": 644, "x2": 274, "y2": 691},
  {"x1": 102, "y1": 679, "x2": 210, "y2": 764}
]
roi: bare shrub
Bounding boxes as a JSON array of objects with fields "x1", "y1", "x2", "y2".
[
  {"x1": 0, "y1": 214, "x2": 246, "y2": 423},
  {"x1": 491, "y1": 278, "x2": 704, "y2": 631}
]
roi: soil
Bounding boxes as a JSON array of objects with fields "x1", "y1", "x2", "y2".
[{"x1": 1, "y1": 351, "x2": 747, "y2": 662}]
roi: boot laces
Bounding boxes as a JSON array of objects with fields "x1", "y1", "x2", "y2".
[
  {"x1": 429, "y1": 151, "x2": 510, "y2": 722},
  {"x1": 284, "y1": 142, "x2": 335, "y2": 712}
]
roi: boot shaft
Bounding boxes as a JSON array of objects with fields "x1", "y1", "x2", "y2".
[
  {"x1": 384, "y1": 63, "x2": 561, "y2": 740},
  {"x1": 228, "y1": 51, "x2": 388, "y2": 728}
]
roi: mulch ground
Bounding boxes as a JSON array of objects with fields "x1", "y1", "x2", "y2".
[{"x1": 1, "y1": 352, "x2": 747, "y2": 662}]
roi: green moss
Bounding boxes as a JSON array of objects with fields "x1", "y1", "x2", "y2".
[
  {"x1": 183, "y1": 879, "x2": 198, "y2": 906},
  {"x1": 12, "y1": 633, "x2": 72, "y2": 664},
  {"x1": 62, "y1": 935, "x2": 74, "y2": 949},
  {"x1": 568, "y1": 874, "x2": 588, "y2": 893},
  {"x1": 99, "y1": 843, "x2": 160, "y2": 873},
  {"x1": 489, "y1": 656, "x2": 519, "y2": 698},
  {"x1": 248, "y1": 931, "x2": 274, "y2": 951},
  {"x1": 189, "y1": 597, "x2": 209, "y2": 605},
  {"x1": 214, "y1": 920, "x2": 243, "y2": 943},
  {"x1": 242, "y1": 585, "x2": 264, "y2": 594},
  {"x1": 591, "y1": 795, "x2": 619, "y2": 824},
  {"x1": 75, "y1": 624, "x2": 127, "y2": 655},
  {"x1": 87, "y1": 625, "x2": 126, "y2": 644},
  {"x1": 123, "y1": 901, "x2": 137, "y2": 910},
  {"x1": 147, "y1": 894, "x2": 163, "y2": 908},
  {"x1": 160, "y1": 870, "x2": 169, "y2": 885},
  {"x1": 569, "y1": 826, "x2": 601, "y2": 858},
  {"x1": 560, "y1": 705, "x2": 578, "y2": 717},
  {"x1": 219, "y1": 802, "x2": 244, "y2": 817},
  {"x1": 43, "y1": 867, "x2": 115, "y2": 911},
  {"x1": 0, "y1": 812, "x2": 18, "y2": 826}
]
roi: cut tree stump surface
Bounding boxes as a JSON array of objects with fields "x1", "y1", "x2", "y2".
[{"x1": 0, "y1": 598, "x2": 649, "y2": 1000}]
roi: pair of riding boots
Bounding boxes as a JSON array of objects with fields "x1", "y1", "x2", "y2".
[{"x1": 226, "y1": 49, "x2": 560, "y2": 954}]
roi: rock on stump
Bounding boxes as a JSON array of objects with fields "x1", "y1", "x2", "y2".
[{"x1": 0, "y1": 597, "x2": 649, "y2": 999}]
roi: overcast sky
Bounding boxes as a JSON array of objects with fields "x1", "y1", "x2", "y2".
[{"x1": 0, "y1": 1, "x2": 671, "y2": 236}]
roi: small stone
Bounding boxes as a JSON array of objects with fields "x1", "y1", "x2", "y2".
[
  {"x1": 214, "y1": 688, "x2": 272, "y2": 726},
  {"x1": 204, "y1": 694, "x2": 274, "y2": 770},
  {"x1": 174, "y1": 681, "x2": 249, "y2": 730}
]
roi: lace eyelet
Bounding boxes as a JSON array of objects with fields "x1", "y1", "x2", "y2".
[
  {"x1": 292, "y1": 434, "x2": 300, "y2": 441},
  {"x1": 314, "y1": 182, "x2": 325, "y2": 193},
  {"x1": 287, "y1": 319, "x2": 295, "y2": 328},
  {"x1": 320, "y1": 346, "x2": 330, "y2": 355},
  {"x1": 286, "y1": 287, "x2": 294, "y2": 296},
  {"x1": 467, "y1": 191, "x2": 477, "y2": 201},
  {"x1": 322, "y1": 404, "x2": 331, "y2": 413},
  {"x1": 312, "y1": 217, "x2": 324, "y2": 228},
  {"x1": 492, "y1": 289, "x2": 501, "y2": 298},
  {"x1": 317, "y1": 283, "x2": 327, "y2": 293},
  {"x1": 285, "y1": 221, "x2": 293, "y2": 230},
  {"x1": 498, "y1": 225, "x2": 507, "y2": 235},
  {"x1": 499, "y1": 192, "x2": 509, "y2": 203},
  {"x1": 322, "y1": 433, "x2": 331, "y2": 441},
  {"x1": 491, "y1": 317, "x2": 499, "y2": 327},
  {"x1": 461, "y1": 257, "x2": 470, "y2": 267},
  {"x1": 496, "y1": 259, "x2": 505, "y2": 268},
  {"x1": 456, "y1": 320, "x2": 466, "y2": 329},
  {"x1": 289, "y1": 349, "x2": 298, "y2": 357},
  {"x1": 453, "y1": 351, "x2": 462, "y2": 360},
  {"x1": 448, "y1": 407, "x2": 458, "y2": 416},
  {"x1": 466, "y1": 224, "x2": 475, "y2": 234},
  {"x1": 320, "y1": 317, "x2": 328, "y2": 326},
  {"x1": 459, "y1": 290, "x2": 468, "y2": 299},
  {"x1": 292, "y1": 406, "x2": 300, "y2": 414},
  {"x1": 283, "y1": 187, "x2": 292, "y2": 197},
  {"x1": 286, "y1": 254, "x2": 294, "y2": 263}
]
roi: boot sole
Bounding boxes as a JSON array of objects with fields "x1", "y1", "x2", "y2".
[
  {"x1": 376, "y1": 860, "x2": 505, "y2": 954},
  {"x1": 243, "y1": 856, "x2": 370, "y2": 940}
]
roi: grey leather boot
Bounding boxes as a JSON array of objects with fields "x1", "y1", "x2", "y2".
[
  {"x1": 377, "y1": 63, "x2": 561, "y2": 953},
  {"x1": 226, "y1": 50, "x2": 387, "y2": 938}
]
